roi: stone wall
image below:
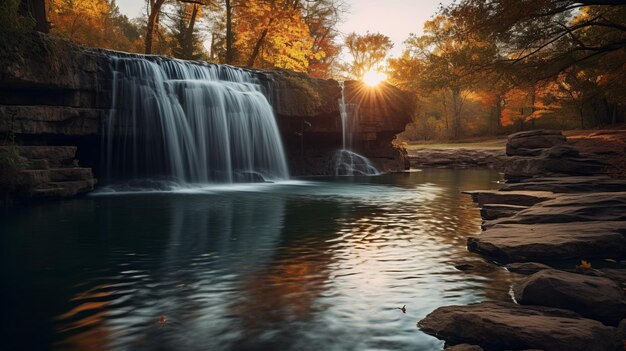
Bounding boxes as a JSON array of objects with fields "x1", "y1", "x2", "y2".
[{"x1": 0, "y1": 34, "x2": 414, "y2": 198}]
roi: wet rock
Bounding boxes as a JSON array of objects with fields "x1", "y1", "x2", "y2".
[
  {"x1": 599, "y1": 268, "x2": 626, "y2": 286},
  {"x1": 513, "y1": 269, "x2": 626, "y2": 325},
  {"x1": 418, "y1": 301, "x2": 620, "y2": 351},
  {"x1": 467, "y1": 221, "x2": 626, "y2": 262},
  {"x1": 463, "y1": 190, "x2": 555, "y2": 207},
  {"x1": 506, "y1": 262, "x2": 552, "y2": 275}
]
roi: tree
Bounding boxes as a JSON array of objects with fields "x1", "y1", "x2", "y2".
[
  {"x1": 170, "y1": 2, "x2": 205, "y2": 59},
  {"x1": 341, "y1": 32, "x2": 393, "y2": 79},
  {"x1": 233, "y1": 0, "x2": 321, "y2": 71},
  {"x1": 446, "y1": 0, "x2": 626, "y2": 80},
  {"x1": 19, "y1": 0, "x2": 48, "y2": 32},
  {"x1": 48, "y1": 0, "x2": 142, "y2": 52},
  {"x1": 303, "y1": 0, "x2": 345, "y2": 78}
]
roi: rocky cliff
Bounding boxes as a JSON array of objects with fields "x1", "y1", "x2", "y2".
[{"x1": 0, "y1": 34, "x2": 413, "y2": 198}]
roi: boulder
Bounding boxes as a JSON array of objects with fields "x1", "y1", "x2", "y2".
[
  {"x1": 513, "y1": 269, "x2": 626, "y2": 325},
  {"x1": 506, "y1": 130, "x2": 566, "y2": 156},
  {"x1": 418, "y1": 301, "x2": 620, "y2": 351},
  {"x1": 467, "y1": 221, "x2": 626, "y2": 262}
]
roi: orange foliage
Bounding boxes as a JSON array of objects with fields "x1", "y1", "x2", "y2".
[{"x1": 47, "y1": 0, "x2": 142, "y2": 52}]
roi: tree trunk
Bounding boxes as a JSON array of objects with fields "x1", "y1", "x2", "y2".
[
  {"x1": 451, "y1": 87, "x2": 461, "y2": 140},
  {"x1": 145, "y1": 0, "x2": 166, "y2": 55},
  {"x1": 19, "y1": 0, "x2": 48, "y2": 33},
  {"x1": 225, "y1": 0, "x2": 234, "y2": 63},
  {"x1": 579, "y1": 108, "x2": 585, "y2": 129},
  {"x1": 247, "y1": 24, "x2": 271, "y2": 67},
  {"x1": 182, "y1": 4, "x2": 199, "y2": 58}
]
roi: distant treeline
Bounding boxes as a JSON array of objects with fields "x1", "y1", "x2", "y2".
[{"x1": 389, "y1": 0, "x2": 626, "y2": 140}]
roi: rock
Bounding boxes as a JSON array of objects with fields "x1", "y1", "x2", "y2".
[
  {"x1": 467, "y1": 221, "x2": 626, "y2": 262},
  {"x1": 463, "y1": 190, "x2": 555, "y2": 207},
  {"x1": 444, "y1": 344, "x2": 484, "y2": 351},
  {"x1": 507, "y1": 130, "x2": 566, "y2": 156},
  {"x1": 599, "y1": 268, "x2": 626, "y2": 286},
  {"x1": 503, "y1": 130, "x2": 608, "y2": 180},
  {"x1": 488, "y1": 192, "x2": 626, "y2": 225},
  {"x1": 618, "y1": 319, "x2": 626, "y2": 341},
  {"x1": 480, "y1": 204, "x2": 529, "y2": 220},
  {"x1": 418, "y1": 301, "x2": 620, "y2": 351},
  {"x1": 506, "y1": 262, "x2": 552, "y2": 275},
  {"x1": 500, "y1": 176, "x2": 626, "y2": 193},
  {"x1": 513, "y1": 269, "x2": 626, "y2": 325}
]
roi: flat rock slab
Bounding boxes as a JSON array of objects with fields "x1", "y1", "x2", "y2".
[
  {"x1": 513, "y1": 269, "x2": 626, "y2": 325},
  {"x1": 463, "y1": 190, "x2": 555, "y2": 207},
  {"x1": 506, "y1": 262, "x2": 552, "y2": 275},
  {"x1": 418, "y1": 301, "x2": 620, "y2": 351},
  {"x1": 501, "y1": 176, "x2": 626, "y2": 193},
  {"x1": 468, "y1": 221, "x2": 626, "y2": 262},
  {"x1": 488, "y1": 192, "x2": 626, "y2": 226}
]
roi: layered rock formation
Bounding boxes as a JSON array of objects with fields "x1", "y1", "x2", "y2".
[
  {"x1": 0, "y1": 34, "x2": 413, "y2": 199},
  {"x1": 419, "y1": 129, "x2": 626, "y2": 350}
]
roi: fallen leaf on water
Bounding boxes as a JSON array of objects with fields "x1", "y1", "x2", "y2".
[
  {"x1": 158, "y1": 315, "x2": 167, "y2": 327},
  {"x1": 577, "y1": 260, "x2": 592, "y2": 270}
]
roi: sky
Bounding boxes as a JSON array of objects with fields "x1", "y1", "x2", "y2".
[{"x1": 115, "y1": 0, "x2": 450, "y2": 58}]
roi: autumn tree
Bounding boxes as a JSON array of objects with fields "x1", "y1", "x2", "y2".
[
  {"x1": 233, "y1": 0, "x2": 322, "y2": 71},
  {"x1": 341, "y1": 32, "x2": 393, "y2": 80},
  {"x1": 48, "y1": 0, "x2": 142, "y2": 52},
  {"x1": 303, "y1": 0, "x2": 346, "y2": 78}
]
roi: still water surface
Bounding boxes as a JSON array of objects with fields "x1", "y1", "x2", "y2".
[{"x1": 1, "y1": 169, "x2": 515, "y2": 351}]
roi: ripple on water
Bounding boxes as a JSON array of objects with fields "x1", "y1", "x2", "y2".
[{"x1": 0, "y1": 169, "x2": 516, "y2": 351}]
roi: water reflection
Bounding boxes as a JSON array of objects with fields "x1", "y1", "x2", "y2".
[{"x1": 0, "y1": 169, "x2": 515, "y2": 351}]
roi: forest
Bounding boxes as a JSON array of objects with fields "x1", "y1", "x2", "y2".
[{"x1": 3, "y1": 0, "x2": 625, "y2": 140}]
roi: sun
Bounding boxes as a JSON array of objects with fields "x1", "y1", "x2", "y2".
[{"x1": 362, "y1": 70, "x2": 387, "y2": 87}]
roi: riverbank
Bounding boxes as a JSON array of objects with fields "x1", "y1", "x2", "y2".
[{"x1": 418, "y1": 129, "x2": 626, "y2": 350}]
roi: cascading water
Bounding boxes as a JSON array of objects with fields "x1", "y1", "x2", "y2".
[
  {"x1": 333, "y1": 82, "x2": 380, "y2": 176},
  {"x1": 103, "y1": 54, "x2": 289, "y2": 186}
]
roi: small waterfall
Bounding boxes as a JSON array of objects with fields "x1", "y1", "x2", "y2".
[
  {"x1": 333, "y1": 82, "x2": 380, "y2": 176},
  {"x1": 103, "y1": 54, "x2": 289, "y2": 185}
]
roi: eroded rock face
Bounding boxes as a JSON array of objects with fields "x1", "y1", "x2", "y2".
[
  {"x1": 0, "y1": 34, "x2": 414, "y2": 195},
  {"x1": 467, "y1": 221, "x2": 626, "y2": 262},
  {"x1": 418, "y1": 301, "x2": 620, "y2": 351},
  {"x1": 513, "y1": 269, "x2": 626, "y2": 325}
]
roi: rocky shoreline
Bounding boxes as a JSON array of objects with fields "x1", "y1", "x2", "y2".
[
  {"x1": 408, "y1": 148, "x2": 506, "y2": 169},
  {"x1": 418, "y1": 130, "x2": 626, "y2": 351}
]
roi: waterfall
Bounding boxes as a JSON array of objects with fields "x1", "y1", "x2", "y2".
[
  {"x1": 333, "y1": 82, "x2": 380, "y2": 176},
  {"x1": 103, "y1": 54, "x2": 289, "y2": 185}
]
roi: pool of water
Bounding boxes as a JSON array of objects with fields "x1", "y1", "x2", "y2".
[{"x1": 1, "y1": 169, "x2": 516, "y2": 351}]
